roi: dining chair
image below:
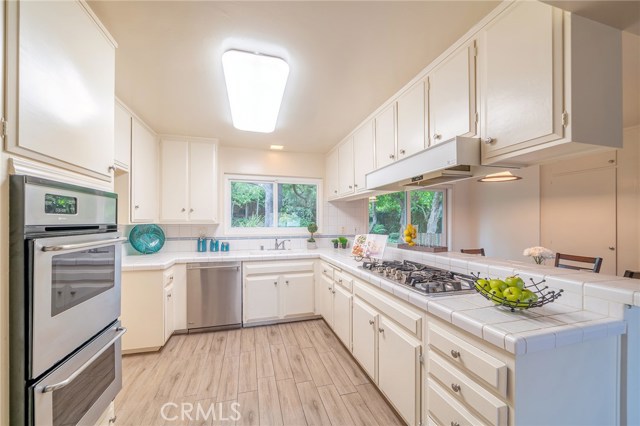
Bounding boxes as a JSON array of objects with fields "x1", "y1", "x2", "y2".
[
  {"x1": 624, "y1": 270, "x2": 640, "y2": 279},
  {"x1": 460, "y1": 248, "x2": 485, "y2": 256},
  {"x1": 554, "y1": 253, "x2": 603, "y2": 273}
]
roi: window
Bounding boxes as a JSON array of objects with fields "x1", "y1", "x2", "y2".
[
  {"x1": 227, "y1": 175, "x2": 321, "y2": 233},
  {"x1": 369, "y1": 189, "x2": 445, "y2": 245}
]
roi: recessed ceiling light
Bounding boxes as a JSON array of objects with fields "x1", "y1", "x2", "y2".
[
  {"x1": 478, "y1": 171, "x2": 522, "y2": 182},
  {"x1": 270, "y1": 145, "x2": 284, "y2": 150},
  {"x1": 222, "y1": 49, "x2": 290, "y2": 133}
]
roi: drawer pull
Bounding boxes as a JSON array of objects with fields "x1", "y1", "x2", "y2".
[
  {"x1": 274, "y1": 281, "x2": 278, "y2": 286},
  {"x1": 368, "y1": 320, "x2": 374, "y2": 325},
  {"x1": 378, "y1": 327, "x2": 384, "y2": 333},
  {"x1": 451, "y1": 349, "x2": 461, "y2": 359},
  {"x1": 451, "y1": 383, "x2": 461, "y2": 393}
]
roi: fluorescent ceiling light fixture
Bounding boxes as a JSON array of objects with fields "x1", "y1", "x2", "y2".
[
  {"x1": 222, "y1": 49, "x2": 290, "y2": 133},
  {"x1": 270, "y1": 145, "x2": 284, "y2": 150},
  {"x1": 478, "y1": 171, "x2": 522, "y2": 182}
]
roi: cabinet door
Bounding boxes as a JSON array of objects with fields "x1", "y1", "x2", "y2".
[
  {"x1": 244, "y1": 275, "x2": 280, "y2": 322},
  {"x1": 326, "y1": 149, "x2": 339, "y2": 199},
  {"x1": 7, "y1": 0, "x2": 115, "y2": 180},
  {"x1": 352, "y1": 297, "x2": 377, "y2": 381},
  {"x1": 480, "y1": 1, "x2": 563, "y2": 159},
  {"x1": 429, "y1": 43, "x2": 476, "y2": 146},
  {"x1": 131, "y1": 119, "x2": 158, "y2": 223},
  {"x1": 189, "y1": 141, "x2": 218, "y2": 222},
  {"x1": 338, "y1": 138, "x2": 355, "y2": 196},
  {"x1": 378, "y1": 317, "x2": 421, "y2": 426},
  {"x1": 114, "y1": 102, "x2": 132, "y2": 170},
  {"x1": 318, "y1": 274, "x2": 334, "y2": 327},
  {"x1": 375, "y1": 103, "x2": 397, "y2": 169},
  {"x1": 353, "y1": 121, "x2": 375, "y2": 192},
  {"x1": 397, "y1": 81, "x2": 426, "y2": 159},
  {"x1": 121, "y1": 271, "x2": 164, "y2": 352},
  {"x1": 164, "y1": 283, "x2": 174, "y2": 343},
  {"x1": 282, "y1": 272, "x2": 314, "y2": 317},
  {"x1": 160, "y1": 139, "x2": 189, "y2": 222},
  {"x1": 333, "y1": 284, "x2": 352, "y2": 349}
]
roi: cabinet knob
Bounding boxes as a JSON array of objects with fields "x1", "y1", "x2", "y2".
[
  {"x1": 451, "y1": 422, "x2": 460, "y2": 426},
  {"x1": 108, "y1": 165, "x2": 116, "y2": 173},
  {"x1": 433, "y1": 134, "x2": 441, "y2": 140},
  {"x1": 328, "y1": 286, "x2": 332, "y2": 290},
  {"x1": 274, "y1": 281, "x2": 278, "y2": 286},
  {"x1": 368, "y1": 320, "x2": 374, "y2": 325},
  {"x1": 450, "y1": 349, "x2": 461, "y2": 359},
  {"x1": 190, "y1": 208, "x2": 194, "y2": 213},
  {"x1": 332, "y1": 290, "x2": 336, "y2": 294},
  {"x1": 609, "y1": 246, "x2": 615, "y2": 251},
  {"x1": 167, "y1": 294, "x2": 172, "y2": 298},
  {"x1": 389, "y1": 154, "x2": 395, "y2": 159},
  {"x1": 354, "y1": 184, "x2": 358, "y2": 188},
  {"x1": 181, "y1": 208, "x2": 186, "y2": 212},
  {"x1": 378, "y1": 327, "x2": 384, "y2": 333},
  {"x1": 339, "y1": 279, "x2": 342, "y2": 283},
  {"x1": 285, "y1": 280, "x2": 289, "y2": 285},
  {"x1": 451, "y1": 383, "x2": 461, "y2": 393},
  {"x1": 70, "y1": 291, "x2": 76, "y2": 296},
  {"x1": 348, "y1": 185, "x2": 353, "y2": 189},
  {"x1": 399, "y1": 149, "x2": 406, "y2": 155},
  {"x1": 334, "y1": 190, "x2": 338, "y2": 194},
  {"x1": 482, "y1": 137, "x2": 494, "y2": 145},
  {"x1": 134, "y1": 205, "x2": 140, "y2": 209}
]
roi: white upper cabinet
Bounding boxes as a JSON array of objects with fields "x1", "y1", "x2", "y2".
[
  {"x1": 160, "y1": 137, "x2": 218, "y2": 223},
  {"x1": 131, "y1": 119, "x2": 158, "y2": 223},
  {"x1": 114, "y1": 101, "x2": 132, "y2": 171},
  {"x1": 397, "y1": 81, "x2": 426, "y2": 159},
  {"x1": 375, "y1": 103, "x2": 397, "y2": 169},
  {"x1": 338, "y1": 137, "x2": 355, "y2": 196},
  {"x1": 428, "y1": 41, "x2": 477, "y2": 146},
  {"x1": 326, "y1": 149, "x2": 339, "y2": 199},
  {"x1": 5, "y1": 0, "x2": 116, "y2": 181},
  {"x1": 353, "y1": 120, "x2": 375, "y2": 192},
  {"x1": 479, "y1": 1, "x2": 621, "y2": 164}
]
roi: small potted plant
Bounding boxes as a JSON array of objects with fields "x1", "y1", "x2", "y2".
[
  {"x1": 331, "y1": 238, "x2": 339, "y2": 249},
  {"x1": 307, "y1": 223, "x2": 318, "y2": 249},
  {"x1": 338, "y1": 236, "x2": 348, "y2": 249}
]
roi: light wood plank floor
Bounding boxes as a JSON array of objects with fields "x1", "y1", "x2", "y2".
[{"x1": 116, "y1": 320, "x2": 406, "y2": 426}]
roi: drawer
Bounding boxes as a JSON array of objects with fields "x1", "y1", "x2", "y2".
[
  {"x1": 163, "y1": 268, "x2": 175, "y2": 287},
  {"x1": 334, "y1": 270, "x2": 353, "y2": 291},
  {"x1": 429, "y1": 351, "x2": 508, "y2": 426},
  {"x1": 428, "y1": 324, "x2": 507, "y2": 397},
  {"x1": 319, "y1": 261, "x2": 335, "y2": 280},
  {"x1": 244, "y1": 260, "x2": 315, "y2": 276},
  {"x1": 354, "y1": 280, "x2": 422, "y2": 337},
  {"x1": 427, "y1": 380, "x2": 487, "y2": 426}
]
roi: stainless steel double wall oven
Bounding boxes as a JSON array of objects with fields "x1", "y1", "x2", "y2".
[{"x1": 10, "y1": 175, "x2": 126, "y2": 425}]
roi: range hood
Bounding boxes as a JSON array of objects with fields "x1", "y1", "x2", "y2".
[{"x1": 366, "y1": 136, "x2": 481, "y2": 190}]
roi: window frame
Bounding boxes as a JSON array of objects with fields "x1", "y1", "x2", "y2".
[{"x1": 224, "y1": 174, "x2": 323, "y2": 236}]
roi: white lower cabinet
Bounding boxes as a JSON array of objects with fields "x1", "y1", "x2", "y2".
[
  {"x1": 332, "y1": 283, "x2": 352, "y2": 349},
  {"x1": 163, "y1": 282, "x2": 174, "y2": 343},
  {"x1": 352, "y1": 297, "x2": 377, "y2": 380},
  {"x1": 243, "y1": 261, "x2": 315, "y2": 324},
  {"x1": 317, "y1": 274, "x2": 335, "y2": 327}
]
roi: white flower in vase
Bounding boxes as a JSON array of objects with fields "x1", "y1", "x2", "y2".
[{"x1": 523, "y1": 246, "x2": 555, "y2": 264}]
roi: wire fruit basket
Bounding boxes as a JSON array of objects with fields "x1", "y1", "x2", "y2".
[{"x1": 471, "y1": 273, "x2": 563, "y2": 312}]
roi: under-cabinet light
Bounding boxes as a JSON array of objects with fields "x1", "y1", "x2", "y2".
[
  {"x1": 222, "y1": 49, "x2": 289, "y2": 133},
  {"x1": 270, "y1": 145, "x2": 284, "y2": 150},
  {"x1": 478, "y1": 171, "x2": 522, "y2": 182}
]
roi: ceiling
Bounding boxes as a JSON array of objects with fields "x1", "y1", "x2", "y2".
[
  {"x1": 89, "y1": 1, "x2": 500, "y2": 153},
  {"x1": 89, "y1": 1, "x2": 640, "y2": 154}
]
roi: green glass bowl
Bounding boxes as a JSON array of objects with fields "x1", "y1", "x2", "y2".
[{"x1": 129, "y1": 224, "x2": 165, "y2": 254}]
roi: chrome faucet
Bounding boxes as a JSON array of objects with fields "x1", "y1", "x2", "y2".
[{"x1": 274, "y1": 238, "x2": 290, "y2": 250}]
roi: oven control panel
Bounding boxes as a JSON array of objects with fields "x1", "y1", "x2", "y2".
[{"x1": 45, "y1": 193, "x2": 77, "y2": 215}]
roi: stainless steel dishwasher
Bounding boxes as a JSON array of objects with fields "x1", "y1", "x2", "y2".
[{"x1": 187, "y1": 262, "x2": 242, "y2": 331}]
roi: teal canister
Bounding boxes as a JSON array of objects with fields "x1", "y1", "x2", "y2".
[{"x1": 210, "y1": 238, "x2": 219, "y2": 252}]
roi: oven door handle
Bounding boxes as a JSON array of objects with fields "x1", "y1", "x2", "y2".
[
  {"x1": 41, "y1": 237, "x2": 128, "y2": 252},
  {"x1": 42, "y1": 327, "x2": 127, "y2": 393}
]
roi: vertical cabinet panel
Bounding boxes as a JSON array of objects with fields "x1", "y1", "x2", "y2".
[
  {"x1": 318, "y1": 274, "x2": 334, "y2": 327},
  {"x1": 282, "y1": 272, "x2": 315, "y2": 317},
  {"x1": 163, "y1": 283, "x2": 174, "y2": 343},
  {"x1": 338, "y1": 138, "x2": 355, "y2": 196},
  {"x1": 114, "y1": 101, "x2": 132, "y2": 170},
  {"x1": 353, "y1": 120, "x2": 375, "y2": 192},
  {"x1": 429, "y1": 43, "x2": 476, "y2": 146},
  {"x1": 352, "y1": 297, "x2": 377, "y2": 381},
  {"x1": 375, "y1": 103, "x2": 397, "y2": 169},
  {"x1": 378, "y1": 317, "x2": 421, "y2": 426},
  {"x1": 480, "y1": 1, "x2": 563, "y2": 157},
  {"x1": 189, "y1": 141, "x2": 218, "y2": 222},
  {"x1": 244, "y1": 275, "x2": 280, "y2": 322},
  {"x1": 160, "y1": 140, "x2": 189, "y2": 222},
  {"x1": 397, "y1": 82, "x2": 426, "y2": 158},
  {"x1": 333, "y1": 284, "x2": 352, "y2": 349},
  {"x1": 326, "y1": 149, "x2": 339, "y2": 199},
  {"x1": 131, "y1": 119, "x2": 159, "y2": 223}
]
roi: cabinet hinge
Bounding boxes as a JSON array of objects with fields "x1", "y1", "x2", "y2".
[
  {"x1": 473, "y1": 45, "x2": 478, "y2": 57},
  {"x1": 419, "y1": 354, "x2": 424, "y2": 364},
  {"x1": 1, "y1": 117, "x2": 7, "y2": 138},
  {"x1": 562, "y1": 111, "x2": 569, "y2": 128},
  {"x1": 475, "y1": 111, "x2": 479, "y2": 124}
]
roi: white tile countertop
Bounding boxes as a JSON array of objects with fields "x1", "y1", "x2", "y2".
[{"x1": 122, "y1": 248, "x2": 640, "y2": 355}]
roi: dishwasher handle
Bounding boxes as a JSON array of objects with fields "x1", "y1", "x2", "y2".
[{"x1": 187, "y1": 265, "x2": 240, "y2": 271}]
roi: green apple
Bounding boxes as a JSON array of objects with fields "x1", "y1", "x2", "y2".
[
  {"x1": 505, "y1": 276, "x2": 525, "y2": 290},
  {"x1": 520, "y1": 289, "x2": 538, "y2": 303},
  {"x1": 489, "y1": 279, "x2": 506, "y2": 291},
  {"x1": 502, "y1": 286, "x2": 522, "y2": 302},
  {"x1": 488, "y1": 288, "x2": 503, "y2": 304}
]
